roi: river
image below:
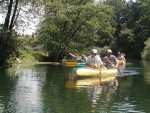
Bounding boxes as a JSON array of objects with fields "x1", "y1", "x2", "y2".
[{"x1": 0, "y1": 59, "x2": 150, "y2": 113}]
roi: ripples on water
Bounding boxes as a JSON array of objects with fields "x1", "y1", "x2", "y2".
[
  {"x1": 0, "y1": 65, "x2": 47, "y2": 113},
  {"x1": 0, "y1": 61, "x2": 150, "y2": 113}
]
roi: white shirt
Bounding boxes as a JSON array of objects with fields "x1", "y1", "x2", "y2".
[{"x1": 86, "y1": 55, "x2": 103, "y2": 68}]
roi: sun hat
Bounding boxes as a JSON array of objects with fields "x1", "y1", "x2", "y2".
[
  {"x1": 107, "y1": 49, "x2": 112, "y2": 53},
  {"x1": 92, "y1": 49, "x2": 97, "y2": 54}
]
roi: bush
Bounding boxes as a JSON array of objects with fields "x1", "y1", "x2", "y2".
[
  {"x1": 0, "y1": 30, "x2": 19, "y2": 66},
  {"x1": 18, "y1": 50, "x2": 48, "y2": 63}
]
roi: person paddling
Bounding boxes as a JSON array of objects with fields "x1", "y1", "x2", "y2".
[
  {"x1": 117, "y1": 52, "x2": 126, "y2": 63},
  {"x1": 78, "y1": 54, "x2": 87, "y2": 63},
  {"x1": 103, "y1": 49, "x2": 118, "y2": 69},
  {"x1": 86, "y1": 49, "x2": 105, "y2": 69}
]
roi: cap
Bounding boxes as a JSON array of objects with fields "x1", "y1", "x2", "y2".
[
  {"x1": 92, "y1": 49, "x2": 97, "y2": 54},
  {"x1": 107, "y1": 49, "x2": 112, "y2": 53}
]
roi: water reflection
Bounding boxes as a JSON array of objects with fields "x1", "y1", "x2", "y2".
[
  {"x1": 142, "y1": 60, "x2": 150, "y2": 84},
  {"x1": 0, "y1": 64, "x2": 47, "y2": 113},
  {"x1": 65, "y1": 72, "x2": 76, "y2": 89},
  {"x1": 65, "y1": 70, "x2": 119, "y2": 107},
  {"x1": 117, "y1": 62, "x2": 143, "y2": 77},
  {"x1": 117, "y1": 63, "x2": 126, "y2": 75},
  {"x1": 0, "y1": 60, "x2": 150, "y2": 113}
]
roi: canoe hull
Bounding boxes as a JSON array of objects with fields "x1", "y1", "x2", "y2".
[
  {"x1": 65, "y1": 61, "x2": 85, "y2": 67},
  {"x1": 66, "y1": 61, "x2": 77, "y2": 67},
  {"x1": 76, "y1": 68, "x2": 118, "y2": 77}
]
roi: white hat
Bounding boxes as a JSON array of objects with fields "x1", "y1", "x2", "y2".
[
  {"x1": 92, "y1": 49, "x2": 97, "y2": 54},
  {"x1": 107, "y1": 49, "x2": 112, "y2": 53}
]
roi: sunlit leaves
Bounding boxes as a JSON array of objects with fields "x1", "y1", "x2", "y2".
[{"x1": 37, "y1": 0, "x2": 115, "y2": 61}]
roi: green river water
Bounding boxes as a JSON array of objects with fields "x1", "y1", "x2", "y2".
[{"x1": 0, "y1": 59, "x2": 150, "y2": 113}]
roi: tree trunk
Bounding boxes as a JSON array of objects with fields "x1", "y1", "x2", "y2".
[
  {"x1": 9, "y1": 0, "x2": 19, "y2": 30},
  {"x1": 3, "y1": 0, "x2": 14, "y2": 29}
]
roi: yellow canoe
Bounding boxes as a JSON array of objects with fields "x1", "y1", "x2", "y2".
[
  {"x1": 76, "y1": 68, "x2": 118, "y2": 77},
  {"x1": 66, "y1": 61, "x2": 77, "y2": 66},
  {"x1": 65, "y1": 61, "x2": 86, "y2": 67}
]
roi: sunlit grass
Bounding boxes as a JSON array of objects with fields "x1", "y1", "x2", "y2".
[{"x1": 18, "y1": 50, "x2": 48, "y2": 63}]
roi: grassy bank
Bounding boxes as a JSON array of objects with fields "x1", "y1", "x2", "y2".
[{"x1": 15, "y1": 50, "x2": 48, "y2": 64}]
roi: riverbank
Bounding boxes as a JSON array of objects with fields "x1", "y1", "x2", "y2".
[
  {"x1": 0, "y1": 62, "x2": 61, "y2": 69},
  {"x1": 0, "y1": 50, "x2": 59, "y2": 68},
  {"x1": 13, "y1": 62, "x2": 61, "y2": 66}
]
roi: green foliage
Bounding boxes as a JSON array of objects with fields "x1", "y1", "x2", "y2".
[
  {"x1": 131, "y1": 1, "x2": 150, "y2": 57},
  {"x1": 18, "y1": 36, "x2": 45, "y2": 51},
  {"x1": 105, "y1": 0, "x2": 135, "y2": 54},
  {"x1": 2, "y1": 0, "x2": 150, "y2": 63},
  {"x1": 0, "y1": 30, "x2": 20, "y2": 66},
  {"x1": 118, "y1": 28, "x2": 135, "y2": 53},
  {"x1": 141, "y1": 38, "x2": 150, "y2": 60},
  {"x1": 105, "y1": 0, "x2": 150, "y2": 58},
  {"x1": 18, "y1": 50, "x2": 48, "y2": 63},
  {"x1": 37, "y1": 0, "x2": 115, "y2": 61}
]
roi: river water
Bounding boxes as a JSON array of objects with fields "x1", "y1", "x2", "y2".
[{"x1": 0, "y1": 59, "x2": 150, "y2": 113}]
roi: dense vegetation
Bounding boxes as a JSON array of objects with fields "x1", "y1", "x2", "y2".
[{"x1": 0, "y1": 0, "x2": 150, "y2": 66}]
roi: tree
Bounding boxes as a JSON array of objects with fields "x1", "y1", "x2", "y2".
[
  {"x1": 127, "y1": 0, "x2": 150, "y2": 58},
  {"x1": 37, "y1": 0, "x2": 115, "y2": 61},
  {"x1": 0, "y1": 0, "x2": 20, "y2": 66},
  {"x1": 104, "y1": 0, "x2": 150, "y2": 58},
  {"x1": 104, "y1": 0, "x2": 135, "y2": 53},
  {"x1": 0, "y1": 0, "x2": 43, "y2": 66}
]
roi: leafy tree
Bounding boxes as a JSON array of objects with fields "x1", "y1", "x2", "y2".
[
  {"x1": 134, "y1": 1, "x2": 150, "y2": 57},
  {"x1": 104, "y1": 0, "x2": 135, "y2": 53},
  {"x1": 127, "y1": 0, "x2": 150, "y2": 58},
  {"x1": 0, "y1": 0, "x2": 44, "y2": 66},
  {"x1": 0, "y1": 30, "x2": 20, "y2": 65},
  {"x1": 105, "y1": 0, "x2": 150, "y2": 58},
  {"x1": 37, "y1": 0, "x2": 115, "y2": 61},
  {"x1": 0, "y1": 0, "x2": 19, "y2": 66}
]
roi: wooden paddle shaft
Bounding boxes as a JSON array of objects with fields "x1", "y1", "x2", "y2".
[{"x1": 69, "y1": 53, "x2": 76, "y2": 58}]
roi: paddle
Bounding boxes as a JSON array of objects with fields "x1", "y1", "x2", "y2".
[
  {"x1": 66, "y1": 53, "x2": 86, "y2": 67},
  {"x1": 69, "y1": 53, "x2": 76, "y2": 58},
  {"x1": 106, "y1": 58, "x2": 125, "y2": 75}
]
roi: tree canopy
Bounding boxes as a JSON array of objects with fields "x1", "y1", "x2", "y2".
[
  {"x1": 0, "y1": 0, "x2": 150, "y2": 65},
  {"x1": 37, "y1": 0, "x2": 115, "y2": 61}
]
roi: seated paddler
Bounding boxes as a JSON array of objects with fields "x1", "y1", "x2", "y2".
[
  {"x1": 78, "y1": 54, "x2": 87, "y2": 63},
  {"x1": 103, "y1": 49, "x2": 118, "y2": 69},
  {"x1": 86, "y1": 49, "x2": 105, "y2": 69}
]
